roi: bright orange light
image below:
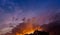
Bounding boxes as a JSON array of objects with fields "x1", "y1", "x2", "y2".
[
  {"x1": 24, "y1": 31, "x2": 34, "y2": 34},
  {"x1": 15, "y1": 18, "x2": 43, "y2": 35}
]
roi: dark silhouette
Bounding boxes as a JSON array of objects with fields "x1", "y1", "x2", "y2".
[
  {"x1": 25, "y1": 30, "x2": 49, "y2": 35},
  {"x1": 48, "y1": 13, "x2": 60, "y2": 35}
]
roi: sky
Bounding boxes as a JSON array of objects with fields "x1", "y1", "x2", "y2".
[{"x1": 0, "y1": 0, "x2": 60, "y2": 34}]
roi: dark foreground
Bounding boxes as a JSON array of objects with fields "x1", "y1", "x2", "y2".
[{"x1": 25, "y1": 30, "x2": 49, "y2": 35}]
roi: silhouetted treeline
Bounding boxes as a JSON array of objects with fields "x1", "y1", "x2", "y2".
[{"x1": 25, "y1": 30, "x2": 49, "y2": 35}]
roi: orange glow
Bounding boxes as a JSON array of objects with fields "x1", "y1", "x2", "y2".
[
  {"x1": 15, "y1": 18, "x2": 43, "y2": 35},
  {"x1": 16, "y1": 26, "x2": 42, "y2": 35}
]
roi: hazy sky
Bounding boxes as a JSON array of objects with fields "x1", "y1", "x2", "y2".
[{"x1": 0, "y1": 0, "x2": 60, "y2": 34}]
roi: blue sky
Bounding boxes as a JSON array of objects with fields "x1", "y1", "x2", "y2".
[
  {"x1": 0, "y1": 0, "x2": 60, "y2": 34},
  {"x1": 0, "y1": 0, "x2": 60, "y2": 13}
]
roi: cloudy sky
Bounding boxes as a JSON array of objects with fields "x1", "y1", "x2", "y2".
[{"x1": 0, "y1": 0, "x2": 60, "y2": 34}]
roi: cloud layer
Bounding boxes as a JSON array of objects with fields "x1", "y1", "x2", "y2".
[{"x1": 0, "y1": 0, "x2": 60, "y2": 35}]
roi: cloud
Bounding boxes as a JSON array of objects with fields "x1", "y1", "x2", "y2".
[
  {"x1": 0, "y1": 0, "x2": 60, "y2": 34},
  {"x1": 0, "y1": 27, "x2": 13, "y2": 35}
]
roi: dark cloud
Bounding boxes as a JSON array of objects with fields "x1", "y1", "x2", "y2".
[
  {"x1": 46, "y1": 13, "x2": 60, "y2": 35},
  {"x1": 0, "y1": 0, "x2": 60, "y2": 35}
]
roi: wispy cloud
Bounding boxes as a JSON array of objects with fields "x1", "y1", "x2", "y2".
[{"x1": 0, "y1": 0, "x2": 60, "y2": 34}]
